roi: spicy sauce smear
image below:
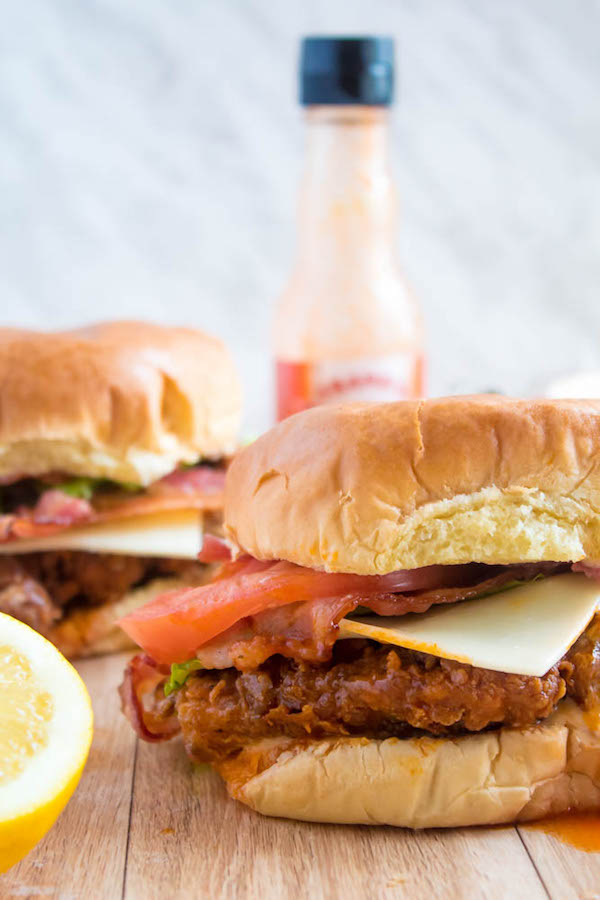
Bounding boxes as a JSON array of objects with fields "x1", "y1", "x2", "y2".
[
  {"x1": 527, "y1": 813, "x2": 600, "y2": 853},
  {"x1": 524, "y1": 706, "x2": 600, "y2": 851}
]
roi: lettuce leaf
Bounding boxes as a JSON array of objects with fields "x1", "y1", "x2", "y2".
[
  {"x1": 55, "y1": 477, "x2": 97, "y2": 500},
  {"x1": 164, "y1": 660, "x2": 204, "y2": 697},
  {"x1": 54, "y1": 476, "x2": 141, "y2": 499}
]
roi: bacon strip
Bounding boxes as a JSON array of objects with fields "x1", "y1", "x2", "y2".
[
  {"x1": 0, "y1": 490, "x2": 93, "y2": 542},
  {"x1": 198, "y1": 534, "x2": 233, "y2": 563},
  {"x1": 365, "y1": 561, "x2": 566, "y2": 615},
  {"x1": 217, "y1": 594, "x2": 359, "y2": 670},
  {"x1": 573, "y1": 560, "x2": 600, "y2": 581},
  {"x1": 119, "y1": 654, "x2": 180, "y2": 743},
  {"x1": 0, "y1": 466, "x2": 225, "y2": 544},
  {"x1": 150, "y1": 466, "x2": 225, "y2": 497},
  {"x1": 31, "y1": 489, "x2": 93, "y2": 524}
]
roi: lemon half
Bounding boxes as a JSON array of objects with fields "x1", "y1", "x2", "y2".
[{"x1": 0, "y1": 613, "x2": 93, "y2": 873}]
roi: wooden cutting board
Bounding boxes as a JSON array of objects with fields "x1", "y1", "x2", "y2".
[{"x1": 3, "y1": 652, "x2": 600, "y2": 900}]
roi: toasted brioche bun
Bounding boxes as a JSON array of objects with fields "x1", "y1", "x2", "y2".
[
  {"x1": 0, "y1": 322, "x2": 241, "y2": 486},
  {"x1": 224, "y1": 396, "x2": 600, "y2": 573},
  {"x1": 223, "y1": 700, "x2": 600, "y2": 827}
]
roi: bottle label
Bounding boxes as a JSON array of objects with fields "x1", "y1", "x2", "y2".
[{"x1": 276, "y1": 354, "x2": 424, "y2": 420}]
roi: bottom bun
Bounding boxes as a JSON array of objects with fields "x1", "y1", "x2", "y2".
[
  {"x1": 47, "y1": 572, "x2": 210, "y2": 659},
  {"x1": 229, "y1": 701, "x2": 600, "y2": 828}
]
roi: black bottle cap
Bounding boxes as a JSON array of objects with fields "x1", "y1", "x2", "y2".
[{"x1": 300, "y1": 36, "x2": 395, "y2": 106}]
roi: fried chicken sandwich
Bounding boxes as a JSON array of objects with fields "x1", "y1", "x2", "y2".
[
  {"x1": 120, "y1": 397, "x2": 600, "y2": 827},
  {"x1": 0, "y1": 321, "x2": 240, "y2": 657}
]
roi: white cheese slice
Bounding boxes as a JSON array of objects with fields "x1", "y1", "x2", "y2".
[
  {"x1": 339, "y1": 572, "x2": 600, "y2": 676},
  {"x1": 0, "y1": 509, "x2": 203, "y2": 559}
]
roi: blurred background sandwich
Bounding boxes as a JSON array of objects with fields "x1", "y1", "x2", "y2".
[{"x1": 0, "y1": 321, "x2": 240, "y2": 657}]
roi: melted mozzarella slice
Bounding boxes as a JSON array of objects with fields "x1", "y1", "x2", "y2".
[
  {"x1": 0, "y1": 509, "x2": 202, "y2": 559},
  {"x1": 339, "y1": 572, "x2": 600, "y2": 676}
]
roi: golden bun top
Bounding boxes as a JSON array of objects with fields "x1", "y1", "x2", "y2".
[
  {"x1": 0, "y1": 321, "x2": 241, "y2": 485},
  {"x1": 224, "y1": 396, "x2": 600, "y2": 572}
]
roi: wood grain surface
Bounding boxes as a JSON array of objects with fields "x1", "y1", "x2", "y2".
[{"x1": 2, "y1": 653, "x2": 600, "y2": 900}]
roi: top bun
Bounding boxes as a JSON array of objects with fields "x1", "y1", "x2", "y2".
[
  {"x1": 224, "y1": 396, "x2": 600, "y2": 573},
  {"x1": 0, "y1": 322, "x2": 241, "y2": 486}
]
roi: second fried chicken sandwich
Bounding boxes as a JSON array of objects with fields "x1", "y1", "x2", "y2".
[{"x1": 0, "y1": 321, "x2": 240, "y2": 657}]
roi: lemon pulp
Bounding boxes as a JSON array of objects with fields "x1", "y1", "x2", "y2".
[
  {"x1": 0, "y1": 646, "x2": 53, "y2": 786},
  {"x1": 0, "y1": 615, "x2": 93, "y2": 874}
]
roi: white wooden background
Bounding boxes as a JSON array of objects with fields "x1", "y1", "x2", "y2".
[{"x1": 2, "y1": 0, "x2": 599, "y2": 432}]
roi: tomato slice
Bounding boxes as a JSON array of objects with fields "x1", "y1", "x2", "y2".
[{"x1": 118, "y1": 560, "x2": 477, "y2": 664}]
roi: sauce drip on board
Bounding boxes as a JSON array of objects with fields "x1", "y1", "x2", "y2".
[
  {"x1": 526, "y1": 813, "x2": 600, "y2": 852},
  {"x1": 525, "y1": 706, "x2": 600, "y2": 852}
]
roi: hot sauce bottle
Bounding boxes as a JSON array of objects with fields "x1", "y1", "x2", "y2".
[{"x1": 274, "y1": 36, "x2": 425, "y2": 420}]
